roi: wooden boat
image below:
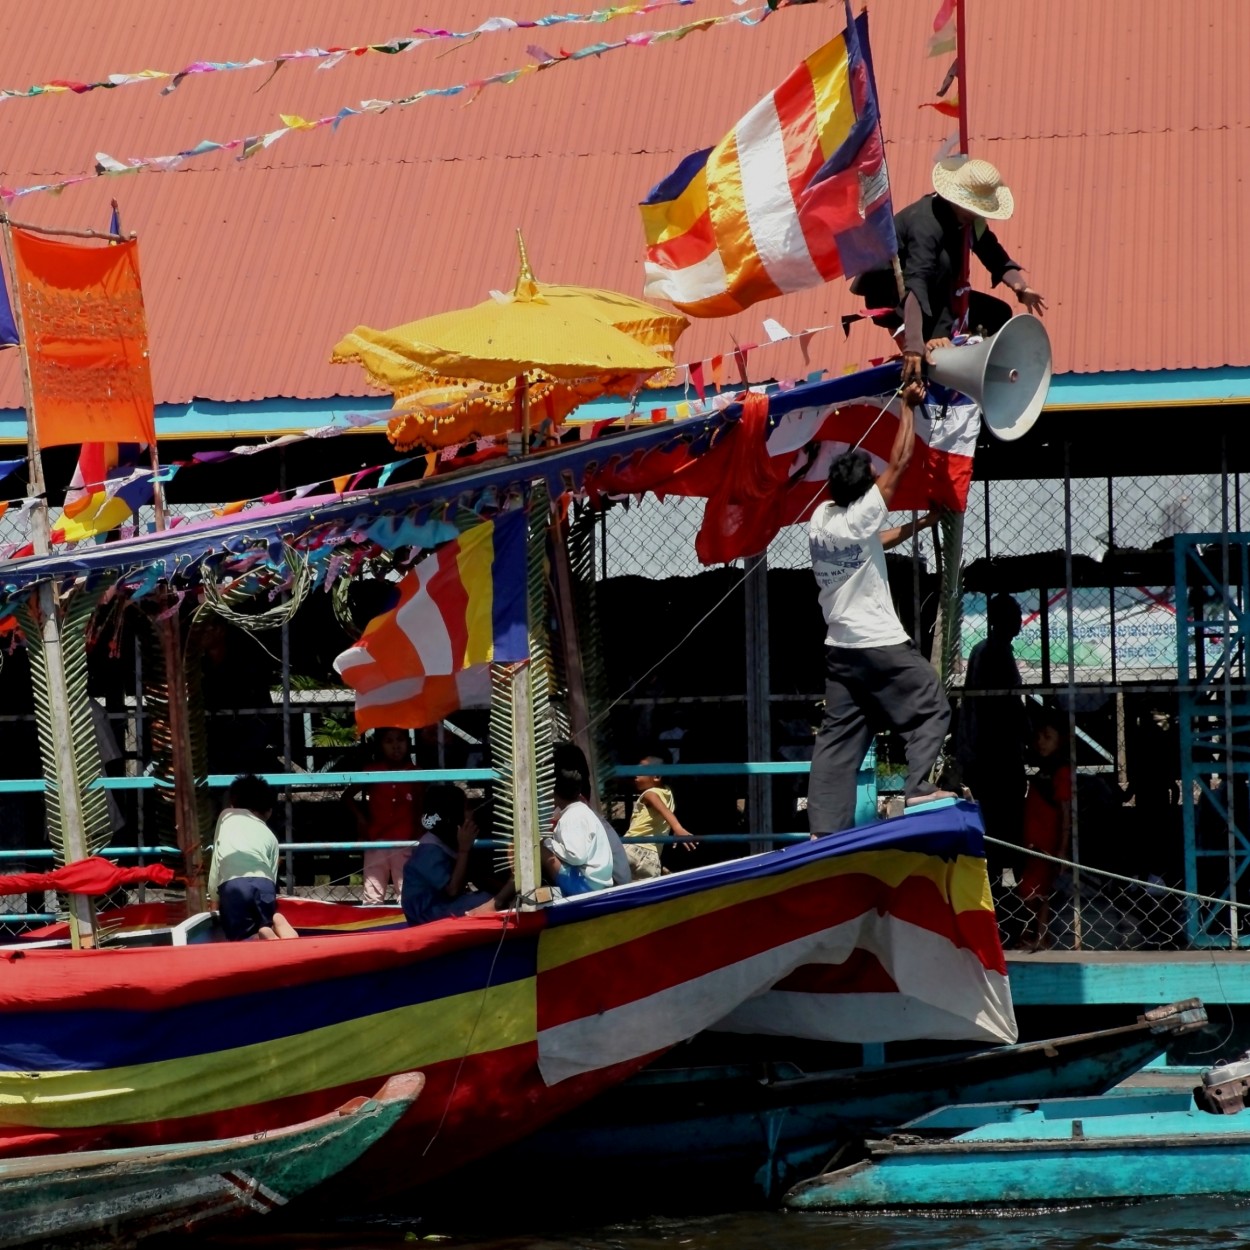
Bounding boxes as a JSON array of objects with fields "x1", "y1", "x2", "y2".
[
  {"x1": 785, "y1": 1062, "x2": 1250, "y2": 1212},
  {"x1": 0, "y1": 803, "x2": 1017, "y2": 1199},
  {"x1": 476, "y1": 999, "x2": 1207, "y2": 1205},
  {"x1": 0, "y1": 1071, "x2": 423, "y2": 1249}
]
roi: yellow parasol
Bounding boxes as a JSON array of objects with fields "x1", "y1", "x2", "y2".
[{"x1": 331, "y1": 233, "x2": 686, "y2": 451}]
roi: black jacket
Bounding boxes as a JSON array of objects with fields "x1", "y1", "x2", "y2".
[{"x1": 853, "y1": 194, "x2": 1021, "y2": 340}]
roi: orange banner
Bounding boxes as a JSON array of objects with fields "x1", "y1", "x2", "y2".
[{"x1": 10, "y1": 229, "x2": 156, "y2": 448}]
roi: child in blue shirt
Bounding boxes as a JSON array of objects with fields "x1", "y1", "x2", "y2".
[{"x1": 402, "y1": 784, "x2": 491, "y2": 926}]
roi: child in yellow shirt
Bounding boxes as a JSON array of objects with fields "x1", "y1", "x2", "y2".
[{"x1": 624, "y1": 757, "x2": 697, "y2": 880}]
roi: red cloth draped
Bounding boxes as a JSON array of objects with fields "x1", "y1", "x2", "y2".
[{"x1": 0, "y1": 857, "x2": 176, "y2": 896}]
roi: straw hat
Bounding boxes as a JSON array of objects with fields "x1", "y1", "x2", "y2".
[{"x1": 931, "y1": 156, "x2": 1014, "y2": 221}]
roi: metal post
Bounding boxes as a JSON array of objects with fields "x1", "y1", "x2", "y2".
[
  {"x1": 1063, "y1": 439, "x2": 1081, "y2": 949},
  {"x1": 279, "y1": 451, "x2": 294, "y2": 892},
  {"x1": 1221, "y1": 434, "x2": 1237, "y2": 944},
  {"x1": 134, "y1": 636, "x2": 146, "y2": 866},
  {"x1": 911, "y1": 517, "x2": 922, "y2": 645},
  {"x1": 0, "y1": 216, "x2": 95, "y2": 948},
  {"x1": 982, "y1": 479, "x2": 991, "y2": 562},
  {"x1": 550, "y1": 507, "x2": 597, "y2": 795},
  {"x1": 744, "y1": 553, "x2": 773, "y2": 849},
  {"x1": 600, "y1": 502, "x2": 609, "y2": 581}
]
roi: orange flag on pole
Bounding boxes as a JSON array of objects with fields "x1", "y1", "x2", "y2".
[{"x1": 9, "y1": 229, "x2": 156, "y2": 448}]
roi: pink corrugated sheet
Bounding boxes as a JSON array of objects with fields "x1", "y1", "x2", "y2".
[{"x1": 0, "y1": 0, "x2": 1246, "y2": 408}]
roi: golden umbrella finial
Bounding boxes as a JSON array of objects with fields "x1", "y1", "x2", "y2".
[{"x1": 513, "y1": 227, "x2": 541, "y2": 301}]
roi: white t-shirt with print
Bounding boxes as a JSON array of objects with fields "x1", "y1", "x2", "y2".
[
  {"x1": 549, "y1": 800, "x2": 614, "y2": 890},
  {"x1": 809, "y1": 484, "x2": 909, "y2": 649}
]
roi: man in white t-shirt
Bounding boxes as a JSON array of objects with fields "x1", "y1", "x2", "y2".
[{"x1": 807, "y1": 379, "x2": 952, "y2": 835}]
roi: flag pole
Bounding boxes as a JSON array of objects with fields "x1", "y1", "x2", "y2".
[
  {"x1": 0, "y1": 213, "x2": 97, "y2": 948},
  {"x1": 955, "y1": 0, "x2": 970, "y2": 154},
  {"x1": 107, "y1": 207, "x2": 202, "y2": 910}
]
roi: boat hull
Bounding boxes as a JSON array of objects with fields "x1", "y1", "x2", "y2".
[
  {"x1": 0, "y1": 1072, "x2": 423, "y2": 1250},
  {"x1": 786, "y1": 1088, "x2": 1250, "y2": 1211},
  {"x1": 478, "y1": 1001, "x2": 1206, "y2": 1204},
  {"x1": 0, "y1": 804, "x2": 1010, "y2": 1198}
]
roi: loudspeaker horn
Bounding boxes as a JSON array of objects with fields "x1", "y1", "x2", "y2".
[{"x1": 927, "y1": 314, "x2": 1052, "y2": 442}]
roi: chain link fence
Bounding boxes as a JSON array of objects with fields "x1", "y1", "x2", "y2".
[{"x1": 1, "y1": 469, "x2": 1247, "y2": 949}]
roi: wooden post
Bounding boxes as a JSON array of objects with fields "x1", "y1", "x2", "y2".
[
  {"x1": 0, "y1": 215, "x2": 95, "y2": 948},
  {"x1": 159, "y1": 618, "x2": 206, "y2": 913}
]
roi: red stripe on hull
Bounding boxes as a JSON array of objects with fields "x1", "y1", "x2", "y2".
[{"x1": 538, "y1": 869, "x2": 999, "y2": 1030}]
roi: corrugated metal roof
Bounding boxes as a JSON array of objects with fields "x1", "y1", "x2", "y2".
[{"x1": 0, "y1": 0, "x2": 1245, "y2": 408}]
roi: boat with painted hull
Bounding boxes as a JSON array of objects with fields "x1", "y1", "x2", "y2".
[
  {"x1": 785, "y1": 1080, "x2": 1250, "y2": 1212},
  {"x1": 0, "y1": 803, "x2": 1013, "y2": 1198},
  {"x1": 479, "y1": 999, "x2": 1207, "y2": 1203},
  {"x1": 0, "y1": 1072, "x2": 423, "y2": 1249}
]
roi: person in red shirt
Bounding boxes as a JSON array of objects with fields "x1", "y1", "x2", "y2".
[
  {"x1": 1017, "y1": 713, "x2": 1073, "y2": 951},
  {"x1": 344, "y1": 727, "x2": 424, "y2": 905}
]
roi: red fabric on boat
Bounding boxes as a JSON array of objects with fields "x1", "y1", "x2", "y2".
[
  {"x1": 0, "y1": 858, "x2": 176, "y2": 896},
  {"x1": 690, "y1": 390, "x2": 795, "y2": 564}
]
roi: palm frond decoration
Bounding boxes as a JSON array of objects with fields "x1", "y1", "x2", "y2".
[
  {"x1": 198, "y1": 544, "x2": 311, "y2": 633},
  {"x1": 17, "y1": 586, "x2": 112, "y2": 867},
  {"x1": 488, "y1": 490, "x2": 557, "y2": 879}
]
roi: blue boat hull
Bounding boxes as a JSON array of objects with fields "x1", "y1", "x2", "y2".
[{"x1": 786, "y1": 1089, "x2": 1250, "y2": 1211}]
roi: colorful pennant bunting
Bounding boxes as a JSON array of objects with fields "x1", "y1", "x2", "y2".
[
  {"x1": 2, "y1": 6, "x2": 773, "y2": 204},
  {"x1": 0, "y1": 0, "x2": 699, "y2": 105}
]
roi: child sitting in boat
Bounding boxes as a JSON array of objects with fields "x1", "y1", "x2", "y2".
[
  {"x1": 554, "y1": 741, "x2": 631, "y2": 887},
  {"x1": 208, "y1": 774, "x2": 298, "y2": 941},
  {"x1": 542, "y1": 764, "x2": 615, "y2": 897},
  {"x1": 1017, "y1": 712, "x2": 1073, "y2": 950},
  {"x1": 401, "y1": 784, "x2": 492, "y2": 925},
  {"x1": 624, "y1": 756, "x2": 697, "y2": 880}
]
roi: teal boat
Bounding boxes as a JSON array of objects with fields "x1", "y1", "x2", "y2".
[
  {"x1": 0, "y1": 1071, "x2": 423, "y2": 1249},
  {"x1": 785, "y1": 1069, "x2": 1250, "y2": 1212}
]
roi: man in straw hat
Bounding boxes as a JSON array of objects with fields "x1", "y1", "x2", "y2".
[{"x1": 852, "y1": 156, "x2": 1046, "y2": 387}]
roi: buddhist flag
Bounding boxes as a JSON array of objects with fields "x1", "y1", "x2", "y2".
[
  {"x1": 9, "y1": 228, "x2": 156, "y2": 448},
  {"x1": 640, "y1": 2, "x2": 895, "y2": 318},
  {"x1": 0, "y1": 259, "x2": 15, "y2": 349},
  {"x1": 50, "y1": 442, "x2": 152, "y2": 544},
  {"x1": 334, "y1": 510, "x2": 528, "y2": 729}
]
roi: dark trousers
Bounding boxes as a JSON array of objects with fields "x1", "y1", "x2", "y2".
[{"x1": 808, "y1": 641, "x2": 951, "y2": 836}]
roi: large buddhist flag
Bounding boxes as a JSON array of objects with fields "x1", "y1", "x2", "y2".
[
  {"x1": 640, "y1": 3, "x2": 895, "y2": 318},
  {"x1": 334, "y1": 509, "x2": 528, "y2": 729},
  {"x1": 9, "y1": 229, "x2": 156, "y2": 448}
]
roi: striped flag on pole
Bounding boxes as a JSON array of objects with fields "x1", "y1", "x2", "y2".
[
  {"x1": 640, "y1": 2, "x2": 895, "y2": 318},
  {"x1": 334, "y1": 510, "x2": 528, "y2": 730}
]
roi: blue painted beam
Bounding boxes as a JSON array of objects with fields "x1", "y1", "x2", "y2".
[
  {"x1": 1007, "y1": 952, "x2": 1250, "y2": 1005},
  {"x1": 1, "y1": 367, "x2": 1246, "y2": 444}
]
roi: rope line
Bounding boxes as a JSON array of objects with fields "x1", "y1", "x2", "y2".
[
  {"x1": 985, "y1": 834, "x2": 1250, "y2": 913},
  {"x1": 585, "y1": 387, "x2": 904, "y2": 736}
]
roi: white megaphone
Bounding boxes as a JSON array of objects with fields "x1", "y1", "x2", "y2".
[{"x1": 927, "y1": 314, "x2": 1052, "y2": 441}]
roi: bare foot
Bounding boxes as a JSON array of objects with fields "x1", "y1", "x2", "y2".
[{"x1": 905, "y1": 790, "x2": 959, "y2": 808}]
